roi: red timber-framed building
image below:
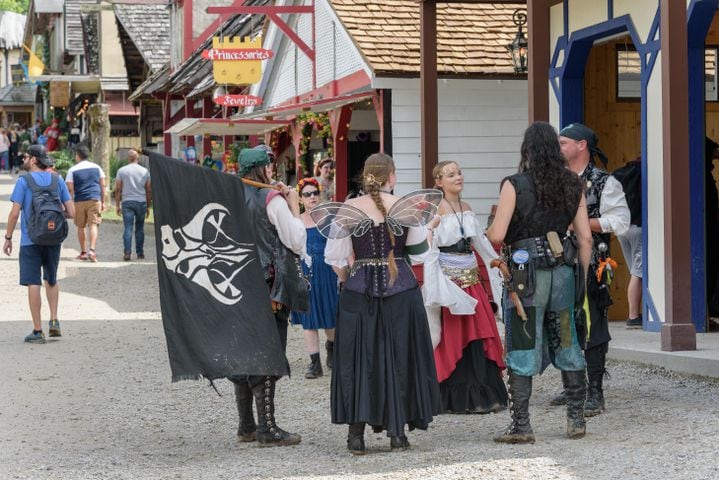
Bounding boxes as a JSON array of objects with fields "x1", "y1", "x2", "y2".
[{"x1": 131, "y1": 1, "x2": 529, "y2": 230}]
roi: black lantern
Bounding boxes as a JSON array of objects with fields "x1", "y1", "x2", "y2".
[{"x1": 507, "y1": 9, "x2": 528, "y2": 74}]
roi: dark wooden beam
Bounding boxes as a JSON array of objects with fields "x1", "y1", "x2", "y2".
[
  {"x1": 659, "y1": 0, "x2": 696, "y2": 351},
  {"x1": 527, "y1": 0, "x2": 550, "y2": 122},
  {"x1": 420, "y1": 0, "x2": 438, "y2": 189}
]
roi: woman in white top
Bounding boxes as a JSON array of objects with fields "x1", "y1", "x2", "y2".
[{"x1": 422, "y1": 161, "x2": 508, "y2": 414}]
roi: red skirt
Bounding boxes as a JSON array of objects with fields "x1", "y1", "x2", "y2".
[{"x1": 433, "y1": 282, "x2": 506, "y2": 383}]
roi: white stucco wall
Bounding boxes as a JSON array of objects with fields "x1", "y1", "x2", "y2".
[
  {"x1": 567, "y1": 0, "x2": 606, "y2": 34},
  {"x1": 100, "y1": 10, "x2": 127, "y2": 77},
  {"x1": 646, "y1": 53, "x2": 665, "y2": 324},
  {"x1": 374, "y1": 77, "x2": 528, "y2": 227},
  {"x1": 614, "y1": 0, "x2": 658, "y2": 42}
]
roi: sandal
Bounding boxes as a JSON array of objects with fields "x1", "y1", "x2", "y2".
[
  {"x1": 76, "y1": 252, "x2": 88, "y2": 260},
  {"x1": 88, "y1": 249, "x2": 97, "y2": 262}
]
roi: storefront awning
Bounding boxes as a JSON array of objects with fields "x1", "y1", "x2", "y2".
[
  {"x1": 165, "y1": 118, "x2": 290, "y2": 136},
  {"x1": 106, "y1": 92, "x2": 137, "y2": 116},
  {"x1": 232, "y1": 91, "x2": 375, "y2": 121}
]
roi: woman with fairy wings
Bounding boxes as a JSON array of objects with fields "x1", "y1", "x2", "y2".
[
  {"x1": 310, "y1": 153, "x2": 442, "y2": 455},
  {"x1": 421, "y1": 160, "x2": 508, "y2": 415}
]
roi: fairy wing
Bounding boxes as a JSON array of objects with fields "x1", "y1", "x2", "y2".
[
  {"x1": 386, "y1": 189, "x2": 444, "y2": 235},
  {"x1": 309, "y1": 202, "x2": 373, "y2": 239}
]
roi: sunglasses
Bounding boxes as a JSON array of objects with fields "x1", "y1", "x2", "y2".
[{"x1": 301, "y1": 190, "x2": 320, "y2": 198}]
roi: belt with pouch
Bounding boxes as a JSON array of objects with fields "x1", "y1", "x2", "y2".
[
  {"x1": 438, "y1": 238, "x2": 472, "y2": 254},
  {"x1": 508, "y1": 236, "x2": 565, "y2": 269}
]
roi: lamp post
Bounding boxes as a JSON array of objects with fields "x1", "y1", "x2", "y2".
[{"x1": 507, "y1": 9, "x2": 528, "y2": 74}]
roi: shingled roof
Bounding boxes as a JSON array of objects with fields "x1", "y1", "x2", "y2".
[
  {"x1": 65, "y1": 0, "x2": 97, "y2": 56},
  {"x1": 328, "y1": 0, "x2": 525, "y2": 76},
  {"x1": 0, "y1": 83, "x2": 37, "y2": 105},
  {"x1": 114, "y1": 4, "x2": 170, "y2": 72}
]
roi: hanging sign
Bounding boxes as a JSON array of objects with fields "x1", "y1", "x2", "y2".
[
  {"x1": 205, "y1": 36, "x2": 273, "y2": 85},
  {"x1": 50, "y1": 81, "x2": 71, "y2": 107},
  {"x1": 11, "y1": 64, "x2": 25, "y2": 85},
  {"x1": 212, "y1": 94, "x2": 263, "y2": 107}
]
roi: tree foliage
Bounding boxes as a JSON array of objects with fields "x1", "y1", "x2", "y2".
[{"x1": 0, "y1": 0, "x2": 29, "y2": 15}]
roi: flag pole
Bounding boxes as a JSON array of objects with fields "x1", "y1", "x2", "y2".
[{"x1": 140, "y1": 147, "x2": 281, "y2": 191}]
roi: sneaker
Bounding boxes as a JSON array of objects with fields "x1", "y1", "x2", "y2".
[
  {"x1": 49, "y1": 319, "x2": 61, "y2": 337},
  {"x1": 88, "y1": 249, "x2": 97, "y2": 262},
  {"x1": 137, "y1": 254, "x2": 145, "y2": 260},
  {"x1": 24, "y1": 330, "x2": 46, "y2": 344},
  {"x1": 123, "y1": 253, "x2": 131, "y2": 261},
  {"x1": 626, "y1": 316, "x2": 643, "y2": 329},
  {"x1": 76, "y1": 252, "x2": 88, "y2": 260}
]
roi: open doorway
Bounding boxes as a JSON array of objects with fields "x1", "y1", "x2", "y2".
[
  {"x1": 704, "y1": 14, "x2": 719, "y2": 331},
  {"x1": 583, "y1": 35, "x2": 642, "y2": 322}
]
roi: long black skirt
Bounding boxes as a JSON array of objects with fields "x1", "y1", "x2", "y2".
[
  {"x1": 440, "y1": 340, "x2": 508, "y2": 414},
  {"x1": 331, "y1": 287, "x2": 442, "y2": 437}
]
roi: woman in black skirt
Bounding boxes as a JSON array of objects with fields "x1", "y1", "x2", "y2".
[{"x1": 311, "y1": 153, "x2": 442, "y2": 454}]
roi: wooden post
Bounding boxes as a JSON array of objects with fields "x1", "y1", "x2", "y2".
[
  {"x1": 87, "y1": 103, "x2": 110, "y2": 203},
  {"x1": 329, "y1": 105, "x2": 352, "y2": 201},
  {"x1": 527, "y1": 0, "x2": 550, "y2": 122},
  {"x1": 420, "y1": 0, "x2": 438, "y2": 188},
  {"x1": 660, "y1": 0, "x2": 696, "y2": 351}
]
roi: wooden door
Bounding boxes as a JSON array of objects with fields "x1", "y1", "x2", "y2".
[{"x1": 584, "y1": 37, "x2": 641, "y2": 321}]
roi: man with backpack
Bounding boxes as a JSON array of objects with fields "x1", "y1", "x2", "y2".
[
  {"x1": 3, "y1": 145, "x2": 75, "y2": 344},
  {"x1": 613, "y1": 157, "x2": 643, "y2": 329}
]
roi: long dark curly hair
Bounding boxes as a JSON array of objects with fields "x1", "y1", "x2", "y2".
[{"x1": 518, "y1": 122, "x2": 583, "y2": 214}]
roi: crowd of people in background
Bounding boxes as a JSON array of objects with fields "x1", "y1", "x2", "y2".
[{"x1": 3, "y1": 120, "x2": 718, "y2": 454}]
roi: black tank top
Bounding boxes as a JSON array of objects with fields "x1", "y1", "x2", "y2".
[{"x1": 503, "y1": 173, "x2": 577, "y2": 245}]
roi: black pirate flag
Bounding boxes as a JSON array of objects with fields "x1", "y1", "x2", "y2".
[{"x1": 148, "y1": 152, "x2": 288, "y2": 381}]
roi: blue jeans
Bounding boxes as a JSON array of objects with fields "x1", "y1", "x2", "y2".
[{"x1": 122, "y1": 201, "x2": 147, "y2": 255}]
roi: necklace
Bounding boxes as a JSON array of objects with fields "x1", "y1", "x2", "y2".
[{"x1": 445, "y1": 198, "x2": 465, "y2": 237}]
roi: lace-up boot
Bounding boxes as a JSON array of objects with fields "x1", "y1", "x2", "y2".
[
  {"x1": 252, "y1": 377, "x2": 301, "y2": 447},
  {"x1": 494, "y1": 370, "x2": 535, "y2": 444}
]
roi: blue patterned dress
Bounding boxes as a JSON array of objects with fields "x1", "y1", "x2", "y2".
[{"x1": 291, "y1": 227, "x2": 339, "y2": 329}]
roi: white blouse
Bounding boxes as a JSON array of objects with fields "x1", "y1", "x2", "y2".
[{"x1": 422, "y1": 213, "x2": 504, "y2": 348}]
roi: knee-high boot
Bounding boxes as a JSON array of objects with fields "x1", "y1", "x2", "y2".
[
  {"x1": 347, "y1": 423, "x2": 366, "y2": 455},
  {"x1": 252, "y1": 376, "x2": 301, "y2": 446},
  {"x1": 233, "y1": 380, "x2": 257, "y2": 442},
  {"x1": 584, "y1": 344, "x2": 607, "y2": 417},
  {"x1": 562, "y1": 370, "x2": 587, "y2": 439},
  {"x1": 494, "y1": 370, "x2": 535, "y2": 444}
]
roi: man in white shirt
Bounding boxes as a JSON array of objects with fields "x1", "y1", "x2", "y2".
[
  {"x1": 114, "y1": 149, "x2": 151, "y2": 261},
  {"x1": 557, "y1": 123, "x2": 630, "y2": 418}
]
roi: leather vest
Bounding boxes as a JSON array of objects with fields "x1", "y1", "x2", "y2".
[
  {"x1": 503, "y1": 173, "x2": 575, "y2": 246},
  {"x1": 580, "y1": 163, "x2": 611, "y2": 251},
  {"x1": 244, "y1": 185, "x2": 309, "y2": 312}
]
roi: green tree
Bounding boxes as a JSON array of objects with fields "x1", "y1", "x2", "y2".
[{"x1": 0, "y1": 0, "x2": 29, "y2": 15}]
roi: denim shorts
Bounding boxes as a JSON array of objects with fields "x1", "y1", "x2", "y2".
[{"x1": 19, "y1": 244, "x2": 62, "y2": 286}]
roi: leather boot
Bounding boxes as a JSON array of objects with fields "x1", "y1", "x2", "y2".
[
  {"x1": 305, "y1": 353, "x2": 323, "y2": 379},
  {"x1": 233, "y1": 380, "x2": 257, "y2": 442},
  {"x1": 584, "y1": 344, "x2": 607, "y2": 417},
  {"x1": 584, "y1": 372, "x2": 605, "y2": 417},
  {"x1": 325, "y1": 340, "x2": 334, "y2": 369},
  {"x1": 347, "y1": 423, "x2": 367, "y2": 455},
  {"x1": 562, "y1": 370, "x2": 587, "y2": 439},
  {"x1": 252, "y1": 376, "x2": 301, "y2": 446},
  {"x1": 494, "y1": 370, "x2": 535, "y2": 444},
  {"x1": 548, "y1": 390, "x2": 567, "y2": 406},
  {"x1": 390, "y1": 433, "x2": 410, "y2": 451}
]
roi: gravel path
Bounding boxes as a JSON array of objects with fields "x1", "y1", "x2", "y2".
[{"x1": 1, "y1": 174, "x2": 718, "y2": 480}]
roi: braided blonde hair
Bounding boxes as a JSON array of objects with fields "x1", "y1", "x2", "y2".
[{"x1": 362, "y1": 153, "x2": 398, "y2": 286}]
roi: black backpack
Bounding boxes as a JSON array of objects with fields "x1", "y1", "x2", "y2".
[
  {"x1": 23, "y1": 173, "x2": 69, "y2": 246},
  {"x1": 612, "y1": 160, "x2": 642, "y2": 227}
]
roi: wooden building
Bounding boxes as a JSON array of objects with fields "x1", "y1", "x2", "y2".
[{"x1": 504, "y1": 0, "x2": 719, "y2": 350}]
